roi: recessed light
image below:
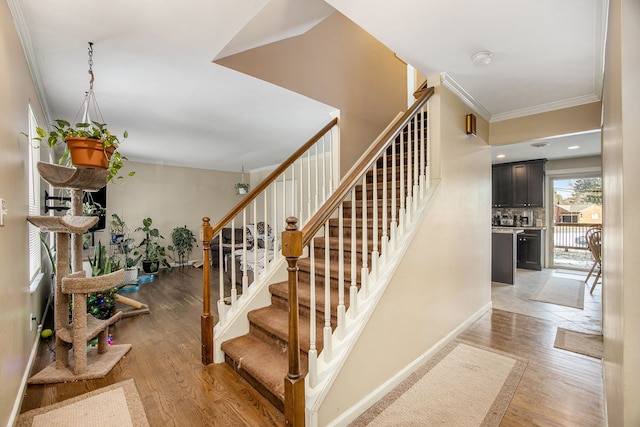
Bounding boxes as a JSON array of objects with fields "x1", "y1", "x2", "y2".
[
  {"x1": 568, "y1": 145, "x2": 580, "y2": 150},
  {"x1": 496, "y1": 154, "x2": 506, "y2": 159},
  {"x1": 530, "y1": 142, "x2": 549, "y2": 148}
]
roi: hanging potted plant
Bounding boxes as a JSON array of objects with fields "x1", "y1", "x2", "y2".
[
  {"x1": 33, "y1": 120, "x2": 133, "y2": 183},
  {"x1": 235, "y1": 166, "x2": 249, "y2": 195},
  {"x1": 28, "y1": 43, "x2": 135, "y2": 184}
]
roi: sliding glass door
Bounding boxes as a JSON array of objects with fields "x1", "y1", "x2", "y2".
[{"x1": 549, "y1": 175, "x2": 602, "y2": 270}]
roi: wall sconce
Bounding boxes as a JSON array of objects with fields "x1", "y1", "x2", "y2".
[{"x1": 465, "y1": 113, "x2": 476, "y2": 136}]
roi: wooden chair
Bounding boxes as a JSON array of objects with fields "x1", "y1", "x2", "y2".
[{"x1": 584, "y1": 228, "x2": 602, "y2": 294}]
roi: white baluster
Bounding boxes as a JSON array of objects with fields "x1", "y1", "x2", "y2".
[
  {"x1": 337, "y1": 205, "x2": 345, "y2": 339},
  {"x1": 413, "y1": 115, "x2": 419, "y2": 213},
  {"x1": 371, "y1": 163, "x2": 379, "y2": 282},
  {"x1": 218, "y1": 231, "x2": 226, "y2": 325},
  {"x1": 323, "y1": 223, "x2": 332, "y2": 362},
  {"x1": 381, "y1": 151, "x2": 389, "y2": 266},
  {"x1": 426, "y1": 104, "x2": 431, "y2": 190},
  {"x1": 230, "y1": 219, "x2": 237, "y2": 309},
  {"x1": 360, "y1": 174, "x2": 369, "y2": 297},
  {"x1": 308, "y1": 239, "x2": 317, "y2": 387},
  {"x1": 350, "y1": 188, "x2": 358, "y2": 319},
  {"x1": 306, "y1": 150, "x2": 311, "y2": 224},
  {"x1": 398, "y1": 127, "x2": 406, "y2": 236},
  {"x1": 406, "y1": 119, "x2": 413, "y2": 225},
  {"x1": 390, "y1": 137, "x2": 398, "y2": 251},
  {"x1": 322, "y1": 135, "x2": 327, "y2": 204},
  {"x1": 419, "y1": 106, "x2": 426, "y2": 197},
  {"x1": 242, "y1": 210, "x2": 248, "y2": 296},
  {"x1": 299, "y1": 156, "x2": 304, "y2": 223},
  {"x1": 314, "y1": 143, "x2": 319, "y2": 213}
]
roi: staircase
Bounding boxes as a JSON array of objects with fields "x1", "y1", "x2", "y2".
[{"x1": 220, "y1": 112, "x2": 428, "y2": 412}]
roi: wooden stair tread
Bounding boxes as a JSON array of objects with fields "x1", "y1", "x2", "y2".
[
  {"x1": 248, "y1": 306, "x2": 323, "y2": 354},
  {"x1": 221, "y1": 334, "x2": 290, "y2": 404}
]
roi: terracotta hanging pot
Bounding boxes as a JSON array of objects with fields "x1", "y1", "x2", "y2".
[{"x1": 65, "y1": 137, "x2": 114, "y2": 169}]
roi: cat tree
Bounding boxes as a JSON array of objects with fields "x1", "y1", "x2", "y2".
[{"x1": 27, "y1": 162, "x2": 131, "y2": 384}]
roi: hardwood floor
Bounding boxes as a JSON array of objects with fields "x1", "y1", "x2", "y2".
[{"x1": 20, "y1": 267, "x2": 604, "y2": 426}]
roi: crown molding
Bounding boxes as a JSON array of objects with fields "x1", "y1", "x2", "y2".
[
  {"x1": 6, "y1": 0, "x2": 51, "y2": 125},
  {"x1": 440, "y1": 72, "x2": 492, "y2": 122},
  {"x1": 490, "y1": 94, "x2": 601, "y2": 122}
]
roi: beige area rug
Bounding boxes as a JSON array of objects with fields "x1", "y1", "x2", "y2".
[
  {"x1": 530, "y1": 274, "x2": 585, "y2": 309},
  {"x1": 554, "y1": 327, "x2": 603, "y2": 359},
  {"x1": 16, "y1": 379, "x2": 149, "y2": 427},
  {"x1": 350, "y1": 341, "x2": 528, "y2": 426}
]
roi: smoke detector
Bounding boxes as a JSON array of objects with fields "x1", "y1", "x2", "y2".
[{"x1": 472, "y1": 50, "x2": 493, "y2": 66}]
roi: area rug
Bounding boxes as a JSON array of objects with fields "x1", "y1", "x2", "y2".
[
  {"x1": 16, "y1": 379, "x2": 149, "y2": 427},
  {"x1": 350, "y1": 341, "x2": 528, "y2": 426},
  {"x1": 554, "y1": 327, "x2": 603, "y2": 359},
  {"x1": 530, "y1": 275, "x2": 585, "y2": 309}
]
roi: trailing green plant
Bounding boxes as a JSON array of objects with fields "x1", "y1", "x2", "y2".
[
  {"x1": 29, "y1": 120, "x2": 135, "y2": 183},
  {"x1": 235, "y1": 182, "x2": 250, "y2": 194},
  {"x1": 168, "y1": 225, "x2": 197, "y2": 267},
  {"x1": 134, "y1": 217, "x2": 172, "y2": 273},
  {"x1": 109, "y1": 213, "x2": 127, "y2": 236}
]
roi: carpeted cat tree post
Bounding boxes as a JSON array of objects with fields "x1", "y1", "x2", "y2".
[{"x1": 27, "y1": 163, "x2": 131, "y2": 384}]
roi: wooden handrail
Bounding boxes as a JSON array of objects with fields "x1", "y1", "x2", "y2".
[
  {"x1": 300, "y1": 87, "x2": 434, "y2": 245},
  {"x1": 211, "y1": 117, "x2": 338, "y2": 235}
]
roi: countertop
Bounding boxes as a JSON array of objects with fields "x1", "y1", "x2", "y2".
[{"x1": 492, "y1": 226, "x2": 547, "y2": 233}]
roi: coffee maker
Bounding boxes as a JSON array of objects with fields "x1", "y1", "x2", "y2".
[{"x1": 520, "y1": 210, "x2": 533, "y2": 227}]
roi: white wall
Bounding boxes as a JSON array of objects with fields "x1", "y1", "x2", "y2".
[
  {"x1": 103, "y1": 161, "x2": 243, "y2": 263},
  {"x1": 601, "y1": 0, "x2": 640, "y2": 425},
  {"x1": 318, "y1": 79, "x2": 492, "y2": 425},
  {"x1": 0, "y1": 2, "x2": 49, "y2": 424}
]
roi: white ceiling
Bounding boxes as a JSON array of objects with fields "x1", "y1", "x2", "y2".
[
  {"x1": 490, "y1": 131, "x2": 601, "y2": 164},
  {"x1": 9, "y1": 0, "x2": 605, "y2": 172}
]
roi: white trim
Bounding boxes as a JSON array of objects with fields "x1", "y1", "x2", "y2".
[
  {"x1": 6, "y1": 0, "x2": 51, "y2": 126},
  {"x1": 324, "y1": 301, "x2": 493, "y2": 427},
  {"x1": 440, "y1": 72, "x2": 492, "y2": 122},
  {"x1": 7, "y1": 324, "x2": 42, "y2": 427},
  {"x1": 545, "y1": 166, "x2": 602, "y2": 177},
  {"x1": 441, "y1": 72, "x2": 602, "y2": 124},
  {"x1": 491, "y1": 93, "x2": 601, "y2": 123}
]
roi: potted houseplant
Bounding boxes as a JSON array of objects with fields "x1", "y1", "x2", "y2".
[
  {"x1": 169, "y1": 225, "x2": 198, "y2": 267},
  {"x1": 109, "y1": 213, "x2": 127, "y2": 244},
  {"x1": 32, "y1": 120, "x2": 135, "y2": 184},
  {"x1": 134, "y1": 217, "x2": 172, "y2": 274},
  {"x1": 110, "y1": 214, "x2": 141, "y2": 283},
  {"x1": 235, "y1": 182, "x2": 250, "y2": 195}
]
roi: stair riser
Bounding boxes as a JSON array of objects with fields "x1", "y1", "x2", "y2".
[
  {"x1": 271, "y1": 293, "x2": 338, "y2": 329},
  {"x1": 297, "y1": 268, "x2": 362, "y2": 288},
  {"x1": 326, "y1": 224, "x2": 385, "y2": 241},
  {"x1": 224, "y1": 355, "x2": 285, "y2": 412},
  {"x1": 248, "y1": 322, "x2": 317, "y2": 361}
]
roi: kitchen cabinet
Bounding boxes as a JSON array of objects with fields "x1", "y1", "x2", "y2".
[
  {"x1": 492, "y1": 159, "x2": 545, "y2": 208},
  {"x1": 492, "y1": 164, "x2": 512, "y2": 208},
  {"x1": 517, "y1": 230, "x2": 542, "y2": 270}
]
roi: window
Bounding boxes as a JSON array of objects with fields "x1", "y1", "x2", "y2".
[
  {"x1": 592, "y1": 212, "x2": 599, "y2": 220},
  {"x1": 28, "y1": 105, "x2": 41, "y2": 282}
]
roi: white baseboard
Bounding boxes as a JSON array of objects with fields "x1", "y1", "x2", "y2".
[
  {"x1": 325, "y1": 301, "x2": 492, "y2": 427},
  {"x1": 8, "y1": 323, "x2": 42, "y2": 426}
]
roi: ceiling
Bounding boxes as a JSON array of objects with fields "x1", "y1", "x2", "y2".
[{"x1": 9, "y1": 0, "x2": 605, "y2": 172}]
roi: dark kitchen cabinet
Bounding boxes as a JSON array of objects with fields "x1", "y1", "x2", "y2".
[
  {"x1": 512, "y1": 160, "x2": 545, "y2": 207},
  {"x1": 492, "y1": 164, "x2": 512, "y2": 208},
  {"x1": 517, "y1": 230, "x2": 542, "y2": 270},
  {"x1": 492, "y1": 159, "x2": 545, "y2": 208}
]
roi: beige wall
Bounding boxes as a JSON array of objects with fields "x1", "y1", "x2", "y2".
[
  {"x1": 489, "y1": 102, "x2": 601, "y2": 146},
  {"x1": 216, "y1": 12, "x2": 407, "y2": 177},
  {"x1": 545, "y1": 155, "x2": 602, "y2": 174},
  {"x1": 318, "y1": 79, "x2": 492, "y2": 424},
  {"x1": 103, "y1": 161, "x2": 243, "y2": 261},
  {"x1": 0, "y1": 2, "x2": 49, "y2": 424},
  {"x1": 601, "y1": 0, "x2": 640, "y2": 425}
]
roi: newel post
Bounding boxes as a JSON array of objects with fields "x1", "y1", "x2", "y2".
[
  {"x1": 201, "y1": 217, "x2": 214, "y2": 365},
  {"x1": 282, "y1": 217, "x2": 305, "y2": 426}
]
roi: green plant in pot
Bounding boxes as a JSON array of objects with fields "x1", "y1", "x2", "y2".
[
  {"x1": 32, "y1": 120, "x2": 135, "y2": 184},
  {"x1": 110, "y1": 214, "x2": 141, "y2": 284},
  {"x1": 168, "y1": 225, "x2": 197, "y2": 267},
  {"x1": 134, "y1": 217, "x2": 172, "y2": 274}
]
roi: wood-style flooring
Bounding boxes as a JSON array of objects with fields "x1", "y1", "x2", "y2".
[{"x1": 20, "y1": 267, "x2": 604, "y2": 426}]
